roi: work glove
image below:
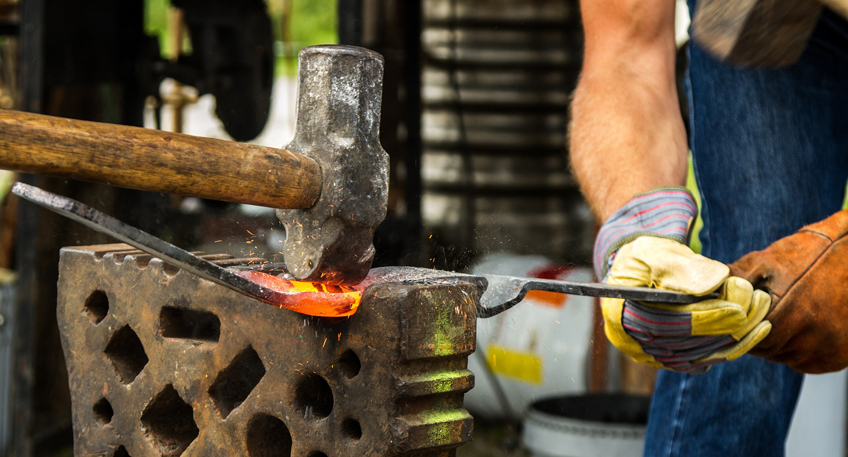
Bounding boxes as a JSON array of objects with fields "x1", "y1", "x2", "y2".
[
  {"x1": 595, "y1": 187, "x2": 772, "y2": 374},
  {"x1": 730, "y1": 210, "x2": 848, "y2": 373}
]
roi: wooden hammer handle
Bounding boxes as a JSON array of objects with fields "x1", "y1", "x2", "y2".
[{"x1": 0, "y1": 110, "x2": 322, "y2": 209}]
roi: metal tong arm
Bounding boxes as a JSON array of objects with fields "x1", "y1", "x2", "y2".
[{"x1": 476, "y1": 274, "x2": 719, "y2": 318}]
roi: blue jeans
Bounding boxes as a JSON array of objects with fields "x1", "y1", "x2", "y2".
[{"x1": 645, "y1": 6, "x2": 848, "y2": 456}]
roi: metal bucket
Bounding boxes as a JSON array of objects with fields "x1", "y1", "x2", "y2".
[{"x1": 523, "y1": 394, "x2": 650, "y2": 457}]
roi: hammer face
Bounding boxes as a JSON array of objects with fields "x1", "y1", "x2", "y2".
[{"x1": 278, "y1": 45, "x2": 389, "y2": 285}]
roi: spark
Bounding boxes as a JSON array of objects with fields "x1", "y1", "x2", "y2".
[
  {"x1": 214, "y1": 240, "x2": 222, "y2": 243},
  {"x1": 246, "y1": 230, "x2": 255, "y2": 236}
]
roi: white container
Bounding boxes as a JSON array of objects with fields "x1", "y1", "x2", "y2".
[
  {"x1": 786, "y1": 369, "x2": 848, "y2": 457},
  {"x1": 465, "y1": 253, "x2": 595, "y2": 419},
  {"x1": 523, "y1": 395, "x2": 648, "y2": 457}
]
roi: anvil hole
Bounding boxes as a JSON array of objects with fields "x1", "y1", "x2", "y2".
[
  {"x1": 306, "y1": 453, "x2": 328, "y2": 457},
  {"x1": 246, "y1": 414, "x2": 292, "y2": 457},
  {"x1": 104, "y1": 325, "x2": 148, "y2": 384},
  {"x1": 294, "y1": 374, "x2": 333, "y2": 419},
  {"x1": 208, "y1": 346, "x2": 266, "y2": 418},
  {"x1": 114, "y1": 445, "x2": 131, "y2": 457},
  {"x1": 337, "y1": 349, "x2": 361, "y2": 379},
  {"x1": 159, "y1": 307, "x2": 220, "y2": 343},
  {"x1": 342, "y1": 419, "x2": 362, "y2": 440},
  {"x1": 84, "y1": 290, "x2": 109, "y2": 324},
  {"x1": 162, "y1": 262, "x2": 180, "y2": 277},
  {"x1": 93, "y1": 397, "x2": 114, "y2": 425},
  {"x1": 140, "y1": 385, "x2": 199, "y2": 457}
]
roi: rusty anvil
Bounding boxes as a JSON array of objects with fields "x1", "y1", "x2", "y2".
[{"x1": 0, "y1": 45, "x2": 387, "y2": 286}]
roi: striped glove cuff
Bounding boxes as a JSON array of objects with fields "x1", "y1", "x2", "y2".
[{"x1": 593, "y1": 187, "x2": 697, "y2": 279}]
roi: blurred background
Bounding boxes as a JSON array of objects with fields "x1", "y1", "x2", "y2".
[
  {"x1": 0, "y1": 2, "x2": 606, "y2": 455},
  {"x1": 0, "y1": 1, "x2": 843, "y2": 456}
]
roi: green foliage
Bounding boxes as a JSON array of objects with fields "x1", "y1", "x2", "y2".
[
  {"x1": 144, "y1": 0, "x2": 171, "y2": 58},
  {"x1": 273, "y1": 0, "x2": 338, "y2": 76},
  {"x1": 144, "y1": 0, "x2": 338, "y2": 74},
  {"x1": 292, "y1": 0, "x2": 337, "y2": 46}
]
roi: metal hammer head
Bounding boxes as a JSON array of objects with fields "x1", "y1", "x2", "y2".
[{"x1": 277, "y1": 45, "x2": 388, "y2": 286}]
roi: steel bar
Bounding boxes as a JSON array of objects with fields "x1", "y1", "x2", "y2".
[{"x1": 475, "y1": 274, "x2": 719, "y2": 318}]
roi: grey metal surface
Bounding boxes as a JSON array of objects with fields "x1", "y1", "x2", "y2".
[
  {"x1": 475, "y1": 274, "x2": 716, "y2": 318},
  {"x1": 370, "y1": 269, "x2": 714, "y2": 317},
  {"x1": 277, "y1": 45, "x2": 389, "y2": 286}
]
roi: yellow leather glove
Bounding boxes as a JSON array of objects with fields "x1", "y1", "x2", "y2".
[{"x1": 602, "y1": 237, "x2": 772, "y2": 373}]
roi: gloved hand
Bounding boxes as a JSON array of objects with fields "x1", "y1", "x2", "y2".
[
  {"x1": 730, "y1": 210, "x2": 848, "y2": 373},
  {"x1": 595, "y1": 187, "x2": 772, "y2": 374}
]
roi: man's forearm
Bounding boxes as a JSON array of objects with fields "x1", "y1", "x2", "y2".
[
  {"x1": 570, "y1": 72, "x2": 689, "y2": 222},
  {"x1": 569, "y1": 0, "x2": 688, "y2": 222}
]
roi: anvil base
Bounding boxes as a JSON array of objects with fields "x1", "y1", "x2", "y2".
[{"x1": 57, "y1": 244, "x2": 477, "y2": 457}]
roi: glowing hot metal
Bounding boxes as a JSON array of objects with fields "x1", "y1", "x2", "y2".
[{"x1": 235, "y1": 270, "x2": 363, "y2": 317}]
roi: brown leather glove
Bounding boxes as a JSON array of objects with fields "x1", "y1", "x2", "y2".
[{"x1": 729, "y1": 210, "x2": 848, "y2": 373}]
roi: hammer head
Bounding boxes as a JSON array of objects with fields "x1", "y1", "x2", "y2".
[
  {"x1": 691, "y1": 0, "x2": 822, "y2": 68},
  {"x1": 277, "y1": 45, "x2": 389, "y2": 285}
]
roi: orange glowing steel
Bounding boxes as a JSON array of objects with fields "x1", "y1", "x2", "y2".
[{"x1": 236, "y1": 270, "x2": 364, "y2": 317}]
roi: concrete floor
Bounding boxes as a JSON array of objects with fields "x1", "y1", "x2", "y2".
[{"x1": 457, "y1": 420, "x2": 531, "y2": 457}]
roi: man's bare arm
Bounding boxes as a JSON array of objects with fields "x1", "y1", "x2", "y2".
[{"x1": 569, "y1": 0, "x2": 688, "y2": 222}]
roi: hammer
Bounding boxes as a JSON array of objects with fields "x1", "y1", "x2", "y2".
[
  {"x1": 692, "y1": 0, "x2": 848, "y2": 67},
  {"x1": 0, "y1": 45, "x2": 388, "y2": 285}
]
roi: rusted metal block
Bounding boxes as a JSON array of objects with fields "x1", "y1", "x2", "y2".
[{"x1": 57, "y1": 244, "x2": 477, "y2": 457}]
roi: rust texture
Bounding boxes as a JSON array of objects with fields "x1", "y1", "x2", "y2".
[{"x1": 57, "y1": 244, "x2": 477, "y2": 457}]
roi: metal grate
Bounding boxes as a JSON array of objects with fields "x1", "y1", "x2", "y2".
[{"x1": 420, "y1": 0, "x2": 593, "y2": 267}]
